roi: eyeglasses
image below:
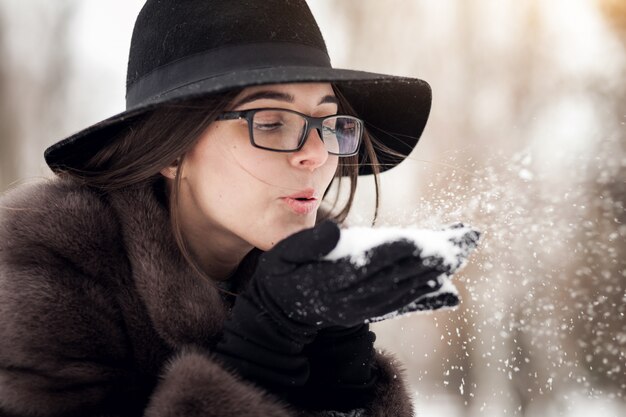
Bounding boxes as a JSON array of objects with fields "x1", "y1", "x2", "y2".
[{"x1": 216, "y1": 108, "x2": 363, "y2": 156}]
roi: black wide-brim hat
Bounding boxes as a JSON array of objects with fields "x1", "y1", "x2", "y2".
[{"x1": 44, "y1": 0, "x2": 432, "y2": 176}]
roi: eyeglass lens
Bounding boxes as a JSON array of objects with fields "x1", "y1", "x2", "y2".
[{"x1": 251, "y1": 110, "x2": 362, "y2": 155}]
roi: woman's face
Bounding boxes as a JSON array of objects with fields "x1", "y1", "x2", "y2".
[{"x1": 169, "y1": 83, "x2": 340, "y2": 252}]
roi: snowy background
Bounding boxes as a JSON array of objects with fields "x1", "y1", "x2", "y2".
[{"x1": 0, "y1": 1, "x2": 624, "y2": 416}]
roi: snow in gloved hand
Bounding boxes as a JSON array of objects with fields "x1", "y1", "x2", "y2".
[{"x1": 323, "y1": 223, "x2": 481, "y2": 322}]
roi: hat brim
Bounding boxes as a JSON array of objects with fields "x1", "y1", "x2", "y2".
[{"x1": 44, "y1": 66, "x2": 431, "y2": 176}]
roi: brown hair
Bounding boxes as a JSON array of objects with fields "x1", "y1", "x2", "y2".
[{"x1": 54, "y1": 85, "x2": 406, "y2": 292}]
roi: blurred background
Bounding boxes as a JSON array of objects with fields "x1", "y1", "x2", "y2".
[{"x1": 0, "y1": 0, "x2": 624, "y2": 416}]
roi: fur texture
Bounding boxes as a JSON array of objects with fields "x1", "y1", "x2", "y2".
[{"x1": 0, "y1": 177, "x2": 414, "y2": 416}]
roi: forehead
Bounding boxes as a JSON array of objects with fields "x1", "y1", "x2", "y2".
[{"x1": 232, "y1": 82, "x2": 336, "y2": 105}]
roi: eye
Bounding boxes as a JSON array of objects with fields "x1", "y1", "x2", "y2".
[
  {"x1": 252, "y1": 110, "x2": 291, "y2": 132},
  {"x1": 253, "y1": 121, "x2": 284, "y2": 131}
]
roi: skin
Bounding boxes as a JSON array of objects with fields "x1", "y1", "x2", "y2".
[{"x1": 160, "y1": 83, "x2": 340, "y2": 280}]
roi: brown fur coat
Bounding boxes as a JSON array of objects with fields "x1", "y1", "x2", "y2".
[{"x1": 0, "y1": 176, "x2": 414, "y2": 417}]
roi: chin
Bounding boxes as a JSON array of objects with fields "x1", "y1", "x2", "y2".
[{"x1": 258, "y1": 217, "x2": 316, "y2": 251}]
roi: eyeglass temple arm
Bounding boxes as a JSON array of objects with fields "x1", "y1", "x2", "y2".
[{"x1": 217, "y1": 111, "x2": 245, "y2": 120}]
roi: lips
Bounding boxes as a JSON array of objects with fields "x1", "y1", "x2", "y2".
[
  {"x1": 281, "y1": 188, "x2": 319, "y2": 215},
  {"x1": 285, "y1": 188, "x2": 317, "y2": 200}
]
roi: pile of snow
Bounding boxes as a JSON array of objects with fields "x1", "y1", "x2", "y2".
[{"x1": 325, "y1": 224, "x2": 480, "y2": 272}]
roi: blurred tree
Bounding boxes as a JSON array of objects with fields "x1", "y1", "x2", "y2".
[
  {"x1": 599, "y1": 0, "x2": 626, "y2": 40},
  {"x1": 0, "y1": 0, "x2": 77, "y2": 192},
  {"x1": 0, "y1": 9, "x2": 19, "y2": 191},
  {"x1": 571, "y1": 0, "x2": 626, "y2": 400},
  {"x1": 571, "y1": 154, "x2": 626, "y2": 397}
]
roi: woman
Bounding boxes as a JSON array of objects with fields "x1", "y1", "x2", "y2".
[{"x1": 0, "y1": 0, "x2": 478, "y2": 416}]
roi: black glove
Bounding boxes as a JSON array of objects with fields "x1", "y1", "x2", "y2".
[
  {"x1": 291, "y1": 324, "x2": 378, "y2": 411},
  {"x1": 250, "y1": 220, "x2": 464, "y2": 330},
  {"x1": 214, "y1": 220, "x2": 479, "y2": 398}
]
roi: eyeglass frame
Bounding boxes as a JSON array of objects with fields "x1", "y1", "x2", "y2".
[{"x1": 215, "y1": 107, "x2": 364, "y2": 157}]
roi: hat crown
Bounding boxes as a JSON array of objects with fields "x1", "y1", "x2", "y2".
[{"x1": 126, "y1": 0, "x2": 328, "y2": 89}]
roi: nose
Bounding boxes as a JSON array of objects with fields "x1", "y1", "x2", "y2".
[{"x1": 288, "y1": 128, "x2": 329, "y2": 171}]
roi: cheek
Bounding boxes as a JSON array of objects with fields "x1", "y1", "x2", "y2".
[
  {"x1": 188, "y1": 143, "x2": 276, "y2": 223},
  {"x1": 324, "y1": 155, "x2": 340, "y2": 184},
  {"x1": 191, "y1": 128, "x2": 263, "y2": 191},
  {"x1": 185, "y1": 131, "x2": 251, "y2": 214},
  {"x1": 211, "y1": 130, "x2": 283, "y2": 181}
]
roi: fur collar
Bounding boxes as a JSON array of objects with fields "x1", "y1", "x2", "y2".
[
  {"x1": 0, "y1": 176, "x2": 257, "y2": 350},
  {"x1": 106, "y1": 177, "x2": 229, "y2": 347}
]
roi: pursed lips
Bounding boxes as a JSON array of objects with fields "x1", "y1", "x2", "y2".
[{"x1": 280, "y1": 188, "x2": 319, "y2": 214}]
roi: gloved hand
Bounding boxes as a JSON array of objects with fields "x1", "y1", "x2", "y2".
[
  {"x1": 364, "y1": 222, "x2": 481, "y2": 322},
  {"x1": 214, "y1": 220, "x2": 479, "y2": 399},
  {"x1": 250, "y1": 220, "x2": 472, "y2": 330}
]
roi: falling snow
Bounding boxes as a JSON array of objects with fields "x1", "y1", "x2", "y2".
[{"x1": 358, "y1": 137, "x2": 625, "y2": 416}]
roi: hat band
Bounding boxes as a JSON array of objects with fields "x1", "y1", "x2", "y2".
[{"x1": 126, "y1": 42, "x2": 332, "y2": 109}]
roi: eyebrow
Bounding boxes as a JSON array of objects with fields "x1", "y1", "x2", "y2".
[{"x1": 231, "y1": 90, "x2": 339, "y2": 109}]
